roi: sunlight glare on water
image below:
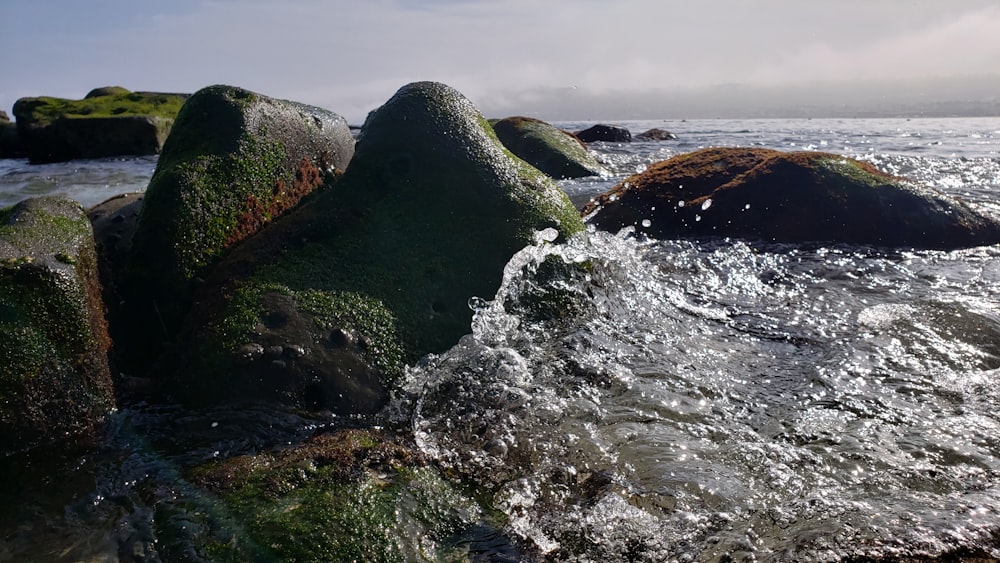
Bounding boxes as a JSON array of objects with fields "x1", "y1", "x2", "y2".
[{"x1": 405, "y1": 230, "x2": 1000, "y2": 561}]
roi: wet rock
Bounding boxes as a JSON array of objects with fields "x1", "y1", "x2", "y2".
[
  {"x1": 583, "y1": 147, "x2": 1000, "y2": 250},
  {"x1": 491, "y1": 115, "x2": 604, "y2": 179},
  {"x1": 0, "y1": 196, "x2": 114, "y2": 453},
  {"x1": 635, "y1": 127, "x2": 677, "y2": 141},
  {"x1": 121, "y1": 85, "x2": 355, "y2": 373},
  {"x1": 182, "y1": 428, "x2": 513, "y2": 562},
  {"x1": 87, "y1": 192, "x2": 144, "y2": 364},
  {"x1": 575, "y1": 123, "x2": 632, "y2": 143},
  {"x1": 0, "y1": 110, "x2": 24, "y2": 158},
  {"x1": 174, "y1": 81, "x2": 584, "y2": 413},
  {"x1": 11, "y1": 87, "x2": 189, "y2": 163}
]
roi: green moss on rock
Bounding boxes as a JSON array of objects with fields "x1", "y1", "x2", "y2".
[
  {"x1": 0, "y1": 196, "x2": 113, "y2": 452},
  {"x1": 11, "y1": 88, "x2": 189, "y2": 163},
  {"x1": 121, "y1": 85, "x2": 355, "y2": 373},
  {"x1": 187, "y1": 429, "x2": 496, "y2": 562},
  {"x1": 172, "y1": 81, "x2": 584, "y2": 413},
  {"x1": 491, "y1": 116, "x2": 604, "y2": 179}
]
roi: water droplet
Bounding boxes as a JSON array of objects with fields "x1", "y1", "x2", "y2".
[
  {"x1": 677, "y1": 200, "x2": 686, "y2": 208},
  {"x1": 641, "y1": 219, "x2": 652, "y2": 228},
  {"x1": 701, "y1": 198, "x2": 713, "y2": 211}
]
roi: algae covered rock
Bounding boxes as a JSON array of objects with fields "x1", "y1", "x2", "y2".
[
  {"x1": 175, "y1": 81, "x2": 584, "y2": 411},
  {"x1": 11, "y1": 87, "x2": 188, "y2": 163},
  {"x1": 492, "y1": 115, "x2": 604, "y2": 179},
  {"x1": 182, "y1": 429, "x2": 512, "y2": 562},
  {"x1": 0, "y1": 196, "x2": 113, "y2": 452},
  {"x1": 122, "y1": 85, "x2": 355, "y2": 370},
  {"x1": 584, "y1": 147, "x2": 1000, "y2": 249}
]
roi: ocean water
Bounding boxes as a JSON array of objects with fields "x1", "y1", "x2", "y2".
[{"x1": 3, "y1": 117, "x2": 1000, "y2": 561}]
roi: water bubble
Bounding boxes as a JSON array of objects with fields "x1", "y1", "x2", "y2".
[
  {"x1": 641, "y1": 219, "x2": 652, "y2": 228},
  {"x1": 677, "y1": 200, "x2": 686, "y2": 208},
  {"x1": 701, "y1": 198, "x2": 713, "y2": 211}
]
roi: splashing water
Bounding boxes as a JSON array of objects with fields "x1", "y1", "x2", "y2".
[{"x1": 403, "y1": 229, "x2": 1000, "y2": 561}]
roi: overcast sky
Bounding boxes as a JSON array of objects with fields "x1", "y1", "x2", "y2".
[{"x1": 2, "y1": 0, "x2": 998, "y2": 122}]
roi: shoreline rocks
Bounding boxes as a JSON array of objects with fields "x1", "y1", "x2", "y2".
[
  {"x1": 491, "y1": 115, "x2": 604, "y2": 179},
  {"x1": 583, "y1": 147, "x2": 1000, "y2": 250},
  {"x1": 575, "y1": 123, "x2": 631, "y2": 143},
  {"x1": 11, "y1": 87, "x2": 189, "y2": 163},
  {"x1": 0, "y1": 196, "x2": 114, "y2": 454},
  {"x1": 120, "y1": 85, "x2": 355, "y2": 373},
  {"x1": 170, "y1": 81, "x2": 585, "y2": 411}
]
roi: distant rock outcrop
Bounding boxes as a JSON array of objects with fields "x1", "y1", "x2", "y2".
[
  {"x1": 584, "y1": 147, "x2": 1000, "y2": 250},
  {"x1": 575, "y1": 123, "x2": 632, "y2": 143},
  {"x1": 491, "y1": 116, "x2": 604, "y2": 179},
  {"x1": 635, "y1": 128, "x2": 677, "y2": 141},
  {"x1": 0, "y1": 196, "x2": 114, "y2": 454},
  {"x1": 11, "y1": 87, "x2": 189, "y2": 163}
]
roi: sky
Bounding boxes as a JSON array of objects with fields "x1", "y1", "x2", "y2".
[{"x1": 2, "y1": 0, "x2": 999, "y2": 122}]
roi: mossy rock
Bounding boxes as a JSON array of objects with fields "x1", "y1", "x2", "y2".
[
  {"x1": 11, "y1": 88, "x2": 189, "y2": 163},
  {"x1": 121, "y1": 85, "x2": 355, "y2": 373},
  {"x1": 583, "y1": 147, "x2": 1000, "y2": 249},
  {"x1": 178, "y1": 429, "x2": 510, "y2": 562},
  {"x1": 0, "y1": 196, "x2": 113, "y2": 453},
  {"x1": 491, "y1": 116, "x2": 604, "y2": 179},
  {"x1": 173, "y1": 81, "x2": 584, "y2": 411}
]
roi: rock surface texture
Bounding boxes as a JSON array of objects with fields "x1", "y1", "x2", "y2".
[
  {"x1": 491, "y1": 116, "x2": 604, "y2": 179},
  {"x1": 0, "y1": 196, "x2": 113, "y2": 453},
  {"x1": 584, "y1": 147, "x2": 1000, "y2": 249}
]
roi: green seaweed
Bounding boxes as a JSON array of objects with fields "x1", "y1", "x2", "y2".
[{"x1": 12, "y1": 89, "x2": 186, "y2": 127}]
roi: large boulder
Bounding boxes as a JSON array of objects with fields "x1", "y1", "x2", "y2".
[
  {"x1": 0, "y1": 196, "x2": 114, "y2": 453},
  {"x1": 491, "y1": 116, "x2": 603, "y2": 179},
  {"x1": 583, "y1": 147, "x2": 1000, "y2": 249},
  {"x1": 575, "y1": 123, "x2": 632, "y2": 143},
  {"x1": 120, "y1": 85, "x2": 355, "y2": 372},
  {"x1": 172, "y1": 81, "x2": 585, "y2": 412},
  {"x1": 11, "y1": 87, "x2": 189, "y2": 163}
]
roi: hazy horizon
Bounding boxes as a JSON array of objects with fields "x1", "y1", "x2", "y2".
[{"x1": 3, "y1": 1, "x2": 999, "y2": 123}]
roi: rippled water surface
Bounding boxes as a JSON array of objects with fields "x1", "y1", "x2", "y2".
[{"x1": 2, "y1": 117, "x2": 1000, "y2": 561}]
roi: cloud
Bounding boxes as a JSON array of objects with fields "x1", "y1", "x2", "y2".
[{"x1": 2, "y1": 0, "x2": 998, "y2": 121}]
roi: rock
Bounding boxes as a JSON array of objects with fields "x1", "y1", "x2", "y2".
[
  {"x1": 635, "y1": 127, "x2": 677, "y2": 141},
  {"x1": 575, "y1": 123, "x2": 632, "y2": 143},
  {"x1": 120, "y1": 85, "x2": 355, "y2": 373},
  {"x1": 87, "y1": 192, "x2": 144, "y2": 375},
  {"x1": 181, "y1": 428, "x2": 515, "y2": 562},
  {"x1": 583, "y1": 147, "x2": 1000, "y2": 250},
  {"x1": 491, "y1": 115, "x2": 604, "y2": 179},
  {"x1": 11, "y1": 87, "x2": 189, "y2": 163},
  {"x1": 173, "y1": 81, "x2": 584, "y2": 412},
  {"x1": 0, "y1": 115, "x2": 24, "y2": 158},
  {"x1": 0, "y1": 196, "x2": 114, "y2": 453}
]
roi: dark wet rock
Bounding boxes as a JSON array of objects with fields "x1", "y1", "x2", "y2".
[
  {"x1": 0, "y1": 196, "x2": 114, "y2": 453},
  {"x1": 11, "y1": 87, "x2": 189, "y2": 163},
  {"x1": 583, "y1": 147, "x2": 1000, "y2": 250},
  {"x1": 0, "y1": 113, "x2": 23, "y2": 158},
  {"x1": 181, "y1": 428, "x2": 516, "y2": 562},
  {"x1": 120, "y1": 85, "x2": 355, "y2": 373},
  {"x1": 635, "y1": 127, "x2": 677, "y2": 141},
  {"x1": 492, "y1": 115, "x2": 604, "y2": 179},
  {"x1": 173, "y1": 81, "x2": 584, "y2": 412},
  {"x1": 575, "y1": 123, "x2": 632, "y2": 143}
]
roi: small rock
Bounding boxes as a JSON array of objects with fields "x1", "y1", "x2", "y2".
[{"x1": 236, "y1": 343, "x2": 264, "y2": 364}]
